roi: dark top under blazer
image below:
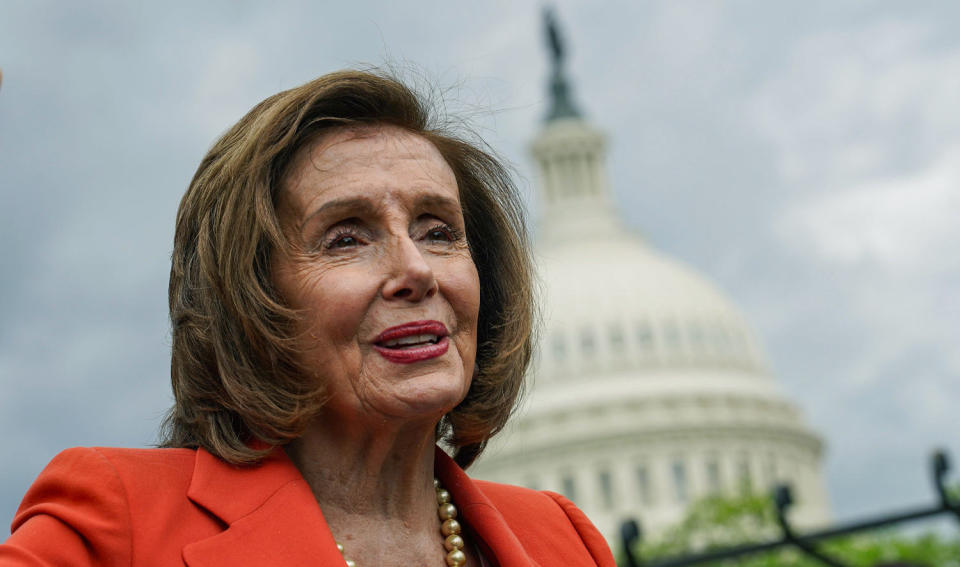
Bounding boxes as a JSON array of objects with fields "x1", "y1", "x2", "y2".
[{"x1": 2, "y1": 445, "x2": 616, "y2": 566}]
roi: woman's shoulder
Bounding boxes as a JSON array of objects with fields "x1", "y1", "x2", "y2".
[
  {"x1": 58, "y1": 445, "x2": 198, "y2": 462},
  {"x1": 3, "y1": 446, "x2": 206, "y2": 565},
  {"x1": 472, "y1": 479, "x2": 574, "y2": 512},
  {"x1": 470, "y1": 479, "x2": 546, "y2": 501},
  {"x1": 472, "y1": 479, "x2": 596, "y2": 526},
  {"x1": 38, "y1": 445, "x2": 198, "y2": 483},
  {"x1": 470, "y1": 480, "x2": 616, "y2": 566},
  {"x1": 14, "y1": 446, "x2": 200, "y2": 522}
]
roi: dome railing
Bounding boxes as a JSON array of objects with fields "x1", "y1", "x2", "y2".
[{"x1": 620, "y1": 449, "x2": 960, "y2": 567}]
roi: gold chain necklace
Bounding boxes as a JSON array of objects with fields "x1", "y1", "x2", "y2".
[{"x1": 336, "y1": 479, "x2": 467, "y2": 567}]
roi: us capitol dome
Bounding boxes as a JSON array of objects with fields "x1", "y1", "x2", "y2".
[{"x1": 469, "y1": 14, "x2": 831, "y2": 545}]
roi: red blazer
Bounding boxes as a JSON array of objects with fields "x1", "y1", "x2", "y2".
[{"x1": 2, "y1": 446, "x2": 615, "y2": 566}]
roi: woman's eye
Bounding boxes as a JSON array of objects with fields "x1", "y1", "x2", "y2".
[
  {"x1": 325, "y1": 231, "x2": 363, "y2": 250},
  {"x1": 425, "y1": 224, "x2": 459, "y2": 242}
]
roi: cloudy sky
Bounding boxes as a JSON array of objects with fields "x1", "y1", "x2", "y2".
[{"x1": 2, "y1": 0, "x2": 959, "y2": 533}]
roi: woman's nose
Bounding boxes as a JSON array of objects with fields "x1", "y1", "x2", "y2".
[{"x1": 381, "y1": 236, "x2": 438, "y2": 301}]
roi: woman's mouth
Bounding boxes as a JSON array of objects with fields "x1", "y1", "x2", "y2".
[
  {"x1": 373, "y1": 321, "x2": 450, "y2": 363},
  {"x1": 379, "y1": 333, "x2": 442, "y2": 348}
]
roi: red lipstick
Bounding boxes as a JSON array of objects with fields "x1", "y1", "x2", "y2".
[{"x1": 373, "y1": 320, "x2": 449, "y2": 364}]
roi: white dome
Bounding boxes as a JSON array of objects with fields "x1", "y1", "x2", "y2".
[
  {"x1": 537, "y1": 232, "x2": 772, "y2": 386},
  {"x1": 471, "y1": 116, "x2": 831, "y2": 544}
]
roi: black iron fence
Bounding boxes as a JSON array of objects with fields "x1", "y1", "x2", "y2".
[{"x1": 620, "y1": 450, "x2": 960, "y2": 567}]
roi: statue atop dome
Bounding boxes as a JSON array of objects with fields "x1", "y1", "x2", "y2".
[{"x1": 544, "y1": 7, "x2": 582, "y2": 121}]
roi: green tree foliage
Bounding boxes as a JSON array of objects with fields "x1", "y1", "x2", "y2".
[{"x1": 625, "y1": 491, "x2": 960, "y2": 567}]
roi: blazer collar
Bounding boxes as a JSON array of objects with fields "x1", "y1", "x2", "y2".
[
  {"x1": 435, "y1": 447, "x2": 542, "y2": 567},
  {"x1": 183, "y1": 447, "x2": 341, "y2": 566},
  {"x1": 182, "y1": 445, "x2": 541, "y2": 567}
]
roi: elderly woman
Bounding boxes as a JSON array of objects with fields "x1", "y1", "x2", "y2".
[{"x1": 2, "y1": 71, "x2": 615, "y2": 566}]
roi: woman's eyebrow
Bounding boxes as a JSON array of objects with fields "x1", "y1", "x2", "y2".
[
  {"x1": 414, "y1": 194, "x2": 462, "y2": 217},
  {"x1": 298, "y1": 197, "x2": 379, "y2": 232},
  {"x1": 297, "y1": 192, "x2": 461, "y2": 232}
]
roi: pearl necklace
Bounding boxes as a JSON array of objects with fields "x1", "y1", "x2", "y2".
[{"x1": 336, "y1": 478, "x2": 467, "y2": 567}]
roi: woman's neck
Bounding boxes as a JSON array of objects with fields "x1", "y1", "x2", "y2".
[
  {"x1": 285, "y1": 417, "x2": 438, "y2": 515},
  {"x1": 285, "y1": 415, "x2": 484, "y2": 566},
  {"x1": 283, "y1": 416, "x2": 451, "y2": 565}
]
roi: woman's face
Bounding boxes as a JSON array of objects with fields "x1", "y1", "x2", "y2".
[{"x1": 273, "y1": 125, "x2": 480, "y2": 427}]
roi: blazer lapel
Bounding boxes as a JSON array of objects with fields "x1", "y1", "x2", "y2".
[
  {"x1": 180, "y1": 446, "x2": 539, "y2": 566},
  {"x1": 182, "y1": 447, "x2": 343, "y2": 567},
  {"x1": 435, "y1": 447, "x2": 542, "y2": 567}
]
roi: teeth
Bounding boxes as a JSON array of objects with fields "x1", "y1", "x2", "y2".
[{"x1": 382, "y1": 334, "x2": 439, "y2": 348}]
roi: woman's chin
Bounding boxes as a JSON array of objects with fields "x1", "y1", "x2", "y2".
[
  {"x1": 366, "y1": 377, "x2": 469, "y2": 425},
  {"x1": 391, "y1": 388, "x2": 466, "y2": 421}
]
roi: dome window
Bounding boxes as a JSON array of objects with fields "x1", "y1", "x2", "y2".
[
  {"x1": 737, "y1": 454, "x2": 753, "y2": 493},
  {"x1": 705, "y1": 457, "x2": 722, "y2": 494},
  {"x1": 688, "y1": 322, "x2": 706, "y2": 353},
  {"x1": 580, "y1": 327, "x2": 596, "y2": 357},
  {"x1": 635, "y1": 463, "x2": 653, "y2": 506},
  {"x1": 608, "y1": 324, "x2": 625, "y2": 352},
  {"x1": 663, "y1": 319, "x2": 683, "y2": 355},
  {"x1": 671, "y1": 459, "x2": 689, "y2": 504},
  {"x1": 664, "y1": 320, "x2": 681, "y2": 344},
  {"x1": 597, "y1": 468, "x2": 614, "y2": 510},
  {"x1": 764, "y1": 453, "x2": 777, "y2": 489},
  {"x1": 635, "y1": 321, "x2": 654, "y2": 352}
]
